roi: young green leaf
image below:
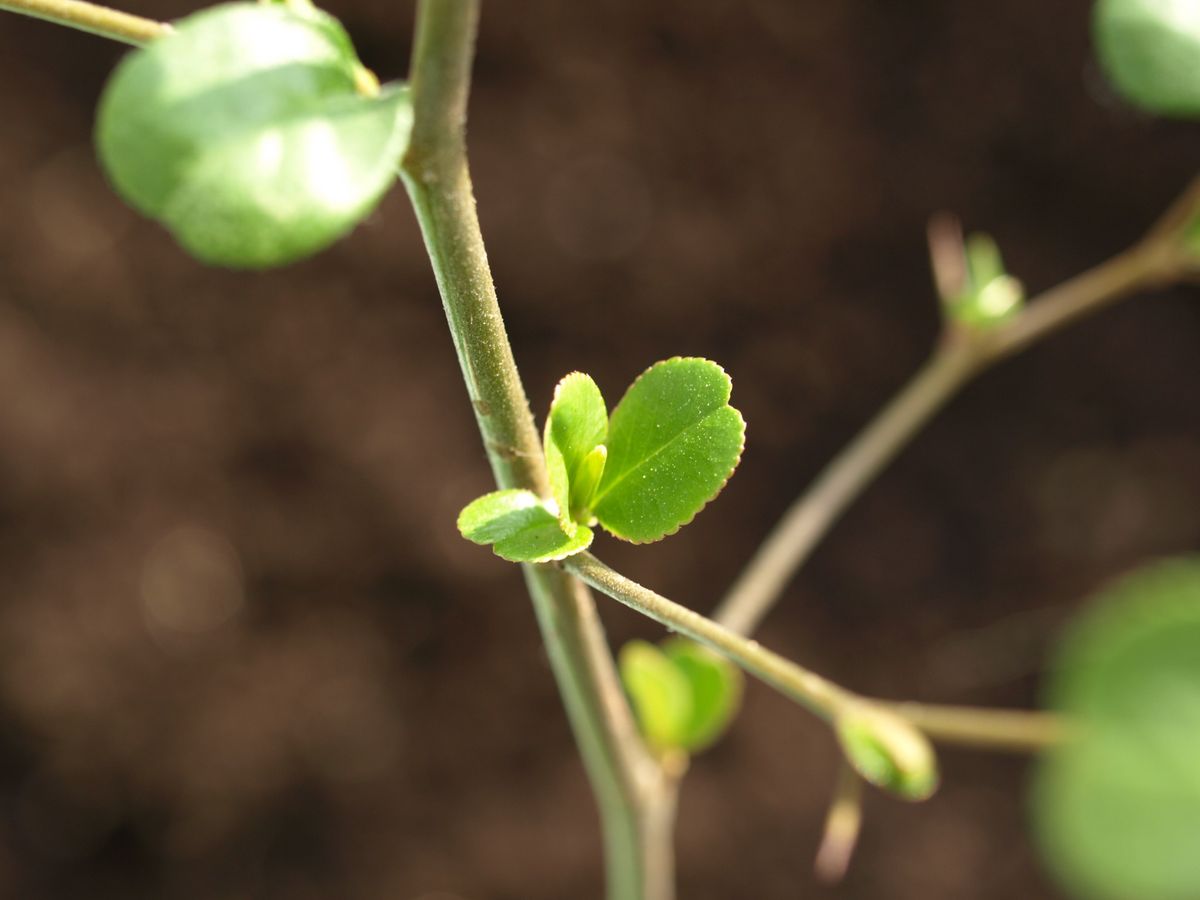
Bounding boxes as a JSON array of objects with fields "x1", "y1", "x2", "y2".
[
  {"x1": 96, "y1": 2, "x2": 413, "y2": 268},
  {"x1": 1093, "y1": 0, "x2": 1200, "y2": 118},
  {"x1": 947, "y1": 233, "x2": 1024, "y2": 329},
  {"x1": 662, "y1": 638, "x2": 744, "y2": 752},
  {"x1": 571, "y1": 445, "x2": 608, "y2": 523},
  {"x1": 543, "y1": 373, "x2": 608, "y2": 532},
  {"x1": 835, "y1": 707, "x2": 938, "y2": 801},
  {"x1": 591, "y1": 358, "x2": 745, "y2": 543},
  {"x1": 457, "y1": 489, "x2": 593, "y2": 563},
  {"x1": 619, "y1": 640, "x2": 694, "y2": 754},
  {"x1": 1033, "y1": 557, "x2": 1200, "y2": 900}
]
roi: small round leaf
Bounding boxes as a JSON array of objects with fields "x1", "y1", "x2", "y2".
[
  {"x1": 835, "y1": 707, "x2": 938, "y2": 802},
  {"x1": 96, "y1": 2, "x2": 413, "y2": 268},
  {"x1": 592, "y1": 358, "x2": 745, "y2": 543},
  {"x1": 457, "y1": 489, "x2": 593, "y2": 563},
  {"x1": 662, "y1": 638, "x2": 744, "y2": 752},
  {"x1": 619, "y1": 640, "x2": 694, "y2": 754},
  {"x1": 1032, "y1": 557, "x2": 1200, "y2": 900},
  {"x1": 1093, "y1": 0, "x2": 1200, "y2": 118}
]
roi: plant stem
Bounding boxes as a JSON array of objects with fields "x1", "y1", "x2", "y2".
[
  {"x1": 714, "y1": 336, "x2": 978, "y2": 635},
  {"x1": 715, "y1": 234, "x2": 1183, "y2": 637},
  {"x1": 0, "y1": 0, "x2": 167, "y2": 43},
  {"x1": 567, "y1": 551, "x2": 1066, "y2": 753},
  {"x1": 886, "y1": 701, "x2": 1072, "y2": 752},
  {"x1": 568, "y1": 552, "x2": 866, "y2": 721},
  {"x1": 398, "y1": 3, "x2": 668, "y2": 897}
]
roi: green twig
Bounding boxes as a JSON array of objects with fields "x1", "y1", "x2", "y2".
[
  {"x1": 398, "y1": 4, "x2": 670, "y2": 898},
  {"x1": 566, "y1": 552, "x2": 854, "y2": 717},
  {"x1": 0, "y1": 0, "x2": 168, "y2": 43},
  {"x1": 567, "y1": 551, "x2": 1067, "y2": 753}
]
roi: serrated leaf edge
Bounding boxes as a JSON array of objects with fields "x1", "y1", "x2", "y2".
[{"x1": 598, "y1": 404, "x2": 746, "y2": 545}]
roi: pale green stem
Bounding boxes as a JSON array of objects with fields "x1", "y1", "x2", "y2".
[
  {"x1": 714, "y1": 336, "x2": 979, "y2": 635},
  {"x1": 398, "y1": 3, "x2": 670, "y2": 898},
  {"x1": 886, "y1": 701, "x2": 1073, "y2": 752},
  {"x1": 0, "y1": 0, "x2": 167, "y2": 43}
]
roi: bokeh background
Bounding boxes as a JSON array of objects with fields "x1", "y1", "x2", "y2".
[{"x1": 0, "y1": 1, "x2": 1198, "y2": 898}]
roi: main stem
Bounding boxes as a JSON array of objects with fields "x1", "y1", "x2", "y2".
[{"x1": 399, "y1": 3, "x2": 669, "y2": 898}]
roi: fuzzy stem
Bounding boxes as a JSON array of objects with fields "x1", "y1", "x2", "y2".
[
  {"x1": 567, "y1": 552, "x2": 1067, "y2": 753},
  {"x1": 399, "y1": 3, "x2": 669, "y2": 897}
]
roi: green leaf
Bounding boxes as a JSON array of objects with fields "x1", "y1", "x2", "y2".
[
  {"x1": 96, "y1": 2, "x2": 413, "y2": 268},
  {"x1": 543, "y1": 372, "x2": 608, "y2": 531},
  {"x1": 1093, "y1": 0, "x2": 1200, "y2": 118},
  {"x1": 1033, "y1": 557, "x2": 1200, "y2": 900},
  {"x1": 835, "y1": 707, "x2": 938, "y2": 801},
  {"x1": 592, "y1": 358, "x2": 745, "y2": 543},
  {"x1": 662, "y1": 638, "x2": 743, "y2": 752},
  {"x1": 947, "y1": 233, "x2": 1024, "y2": 329},
  {"x1": 571, "y1": 445, "x2": 608, "y2": 522},
  {"x1": 619, "y1": 640, "x2": 693, "y2": 754},
  {"x1": 457, "y1": 489, "x2": 593, "y2": 563}
]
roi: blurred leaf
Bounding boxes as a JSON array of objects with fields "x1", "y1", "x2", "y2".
[
  {"x1": 1033, "y1": 557, "x2": 1200, "y2": 900},
  {"x1": 835, "y1": 707, "x2": 938, "y2": 801},
  {"x1": 619, "y1": 640, "x2": 693, "y2": 754},
  {"x1": 947, "y1": 233, "x2": 1024, "y2": 328},
  {"x1": 457, "y1": 489, "x2": 592, "y2": 563},
  {"x1": 543, "y1": 372, "x2": 608, "y2": 531},
  {"x1": 96, "y1": 2, "x2": 412, "y2": 268},
  {"x1": 592, "y1": 358, "x2": 745, "y2": 543},
  {"x1": 662, "y1": 638, "x2": 743, "y2": 752},
  {"x1": 1093, "y1": 0, "x2": 1200, "y2": 118}
]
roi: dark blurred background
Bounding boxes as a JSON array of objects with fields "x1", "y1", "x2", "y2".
[{"x1": 0, "y1": 1, "x2": 1198, "y2": 898}]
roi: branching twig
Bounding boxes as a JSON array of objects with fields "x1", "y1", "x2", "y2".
[
  {"x1": 566, "y1": 552, "x2": 1066, "y2": 753},
  {"x1": 714, "y1": 183, "x2": 1199, "y2": 636}
]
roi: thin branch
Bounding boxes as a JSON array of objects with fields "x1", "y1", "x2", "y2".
[
  {"x1": 713, "y1": 337, "x2": 978, "y2": 635},
  {"x1": 0, "y1": 0, "x2": 168, "y2": 43},
  {"x1": 397, "y1": 4, "x2": 666, "y2": 898},
  {"x1": 715, "y1": 188, "x2": 1197, "y2": 636},
  {"x1": 565, "y1": 552, "x2": 856, "y2": 719},
  {"x1": 567, "y1": 552, "x2": 1068, "y2": 753},
  {"x1": 885, "y1": 701, "x2": 1072, "y2": 752}
]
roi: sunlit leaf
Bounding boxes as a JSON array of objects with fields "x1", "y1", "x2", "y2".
[
  {"x1": 1093, "y1": 0, "x2": 1200, "y2": 118},
  {"x1": 457, "y1": 489, "x2": 592, "y2": 563},
  {"x1": 1033, "y1": 557, "x2": 1200, "y2": 900},
  {"x1": 543, "y1": 372, "x2": 608, "y2": 531},
  {"x1": 592, "y1": 358, "x2": 745, "y2": 543},
  {"x1": 96, "y1": 2, "x2": 412, "y2": 268}
]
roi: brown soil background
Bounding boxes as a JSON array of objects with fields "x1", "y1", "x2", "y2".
[{"x1": 1, "y1": 1, "x2": 1198, "y2": 898}]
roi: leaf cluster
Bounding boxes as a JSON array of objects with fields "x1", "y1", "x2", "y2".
[{"x1": 458, "y1": 358, "x2": 746, "y2": 563}]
